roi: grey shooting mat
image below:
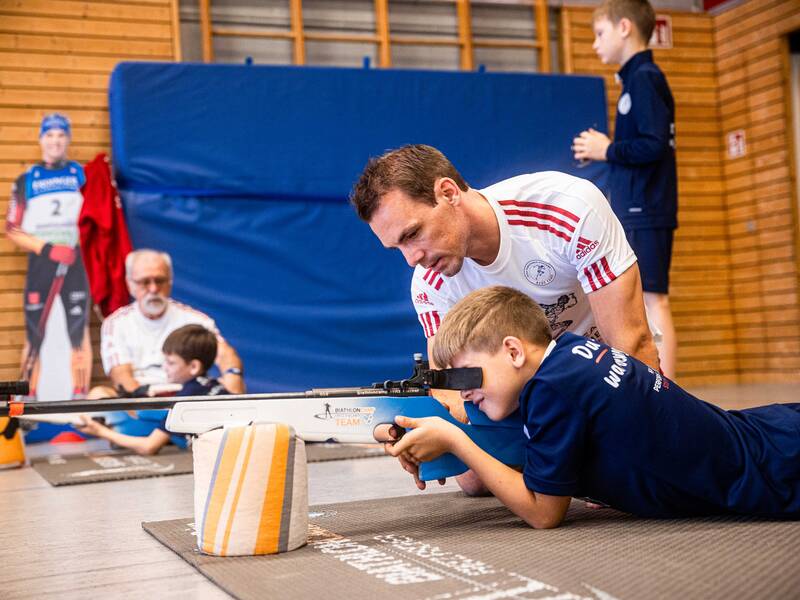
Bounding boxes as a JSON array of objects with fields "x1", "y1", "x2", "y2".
[
  {"x1": 142, "y1": 492, "x2": 800, "y2": 600},
  {"x1": 305, "y1": 442, "x2": 386, "y2": 462},
  {"x1": 31, "y1": 446, "x2": 193, "y2": 486},
  {"x1": 31, "y1": 442, "x2": 385, "y2": 486}
]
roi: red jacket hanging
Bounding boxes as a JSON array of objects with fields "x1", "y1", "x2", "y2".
[{"x1": 79, "y1": 153, "x2": 133, "y2": 317}]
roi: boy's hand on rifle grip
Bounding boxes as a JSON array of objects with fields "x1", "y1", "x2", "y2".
[{"x1": 382, "y1": 417, "x2": 452, "y2": 491}]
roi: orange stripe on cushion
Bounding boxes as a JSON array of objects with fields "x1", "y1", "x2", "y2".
[
  {"x1": 201, "y1": 426, "x2": 245, "y2": 554},
  {"x1": 254, "y1": 424, "x2": 290, "y2": 554}
]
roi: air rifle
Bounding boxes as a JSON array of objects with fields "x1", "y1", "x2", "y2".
[{"x1": 0, "y1": 356, "x2": 526, "y2": 481}]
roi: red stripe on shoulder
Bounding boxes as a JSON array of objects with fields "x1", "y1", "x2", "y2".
[
  {"x1": 507, "y1": 219, "x2": 572, "y2": 243},
  {"x1": 418, "y1": 310, "x2": 441, "y2": 338},
  {"x1": 584, "y1": 267, "x2": 598, "y2": 291},
  {"x1": 591, "y1": 261, "x2": 608, "y2": 287},
  {"x1": 502, "y1": 208, "x2": 576, "y2": 233},
  {"x1": 171, "y1": 300, "x2": 211, "y2": 321},
  {"x1": 498, "y1": 199, "x2": 580, "y2": 223},
  {"x1": 418, "y1": 314, "x2": 430, "y2": 337},
  {"x1": 600, "y1": 257, "x2": 617, "y2": 282},
  {"x1": 421, "y1": 270, "x2": 445, "y2": 290},
  {"x1": 105, "y1": 304, "x2": 134, "y2": 323}
]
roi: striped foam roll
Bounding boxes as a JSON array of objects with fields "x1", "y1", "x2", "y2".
[{"x1": 193, "y1": 422, "x2": 308, "y2": 556}]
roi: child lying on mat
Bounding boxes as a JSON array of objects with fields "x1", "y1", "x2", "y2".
[
  {"x1": 386, "y1": 286, "x2": 800, "y2": 527},
  {"x1": 78, "y1": 324, "x2": 228, "y2": 455}
]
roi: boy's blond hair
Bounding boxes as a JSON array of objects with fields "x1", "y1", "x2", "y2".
[
  {"x1": 431, "y1": 286, "x2": 552, "y2": 368},
  {"x1": 594, "y1": 0, "x2": 656, "y2": 43}
]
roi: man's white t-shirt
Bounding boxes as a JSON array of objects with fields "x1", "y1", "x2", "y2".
[
  {"x1": 100, "y1": 299, "x2": 219, "y2": 385},
  {"x1": 411, "y1": 172, "x2": 637, "y2": 341}
]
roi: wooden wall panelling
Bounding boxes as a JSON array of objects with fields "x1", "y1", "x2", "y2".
[
  {"x1": 560, "y1": 6, "x2": 734, "y2": 386},
  {"x1": 200, "y1": 0, "x2": 552, "y2": 73},
  {"x1": 0, "y1": 0, "x2": 179, "y2": 382},
  {"x1": 714, "y1": 0, "x2": 800, "y2": 383}
]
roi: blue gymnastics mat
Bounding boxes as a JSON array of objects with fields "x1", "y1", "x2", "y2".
[{"x1": 109, "y1": 62, "x2": 608, "y2": 391}]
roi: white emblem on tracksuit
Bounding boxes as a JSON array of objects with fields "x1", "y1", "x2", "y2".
[{"x1": 618, "y1": 93, "x2": 631, "y2": 115}]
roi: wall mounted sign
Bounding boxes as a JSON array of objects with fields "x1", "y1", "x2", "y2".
[
  {"x1": 727, "y1": 129, "x2": 747, "y2": 158},
  {"x1": 650, "y1": 15, "x2": 673, "y2": 49}
]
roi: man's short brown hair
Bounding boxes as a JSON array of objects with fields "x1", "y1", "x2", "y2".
[
  {"x1": 350, "y1": 144, "x2": 469, "y2": 222},
  {"x1": 162, "y1": 324, "x2": 217, "y2": 374},
  {"x1": 431, "y1": 286, "x2": 553, "y2": 368},
  {"x1": 594, "y1": 0, "x2": 656, "y2": 43}
]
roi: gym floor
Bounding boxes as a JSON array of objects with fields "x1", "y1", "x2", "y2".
[{"x1": 2, "y1": 382, "x2": 796, "y2": 600}]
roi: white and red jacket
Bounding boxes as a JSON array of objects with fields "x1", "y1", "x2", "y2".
[
  {"x1": 101, "y1": 299, "x2": 219, "y2": 385},
  {"x1": 411, "y1": 172, "x2": 636, "y2": 341}
]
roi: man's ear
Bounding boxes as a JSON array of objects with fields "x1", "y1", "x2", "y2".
[
  {"x1": 436, "y1": 177, "x2": 462, "y2": 206},
  {"x1": 188, "y1": 359, "x2": 203, "y2": 377},
  {"x1": 502, "y1": 336, "x2": 526, "y2": 368}
]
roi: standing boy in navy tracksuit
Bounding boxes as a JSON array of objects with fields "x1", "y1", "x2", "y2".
[
  {"x1": 387, "y1": 286, "x2": 800, "y2": 528},
  {"x1": 572, "y1": 0, "x2": 678, "y2": 379}
]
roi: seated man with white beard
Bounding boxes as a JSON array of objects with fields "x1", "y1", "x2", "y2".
[{"x1": 89, "y1": 249, "x2": 245, "y2": 399}]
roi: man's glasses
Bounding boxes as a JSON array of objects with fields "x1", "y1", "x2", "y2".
[{"x1": 131, "y1": 276, "x2": 170, "y2": 288}]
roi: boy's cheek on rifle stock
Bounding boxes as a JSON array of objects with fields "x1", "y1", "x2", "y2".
[{"x1": 431, "y1": 389, "x2": 469, "y2": 423}]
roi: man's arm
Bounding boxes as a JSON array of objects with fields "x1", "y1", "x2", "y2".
[
  {"x1": 5, "y1": 181, "x2": 73, "y2": 261},
  {"x1": 108, "y1": 364, "x2": 141, "y2": 394},
  {"x1": 215, "y1": 337, "x2": 245, "y2": 394},
  {"x1": 587, "y1": 263, "x2": 659, "y2": 370},
  {"x1": 7, "y1": 230, "x2": 76, "y2": 265},
  {"x1": 5, "y1": 229, "x2": 46, "y2": 255},
  {"x1": 388, "y1": 416, "x2": 570, "y2": 529}
]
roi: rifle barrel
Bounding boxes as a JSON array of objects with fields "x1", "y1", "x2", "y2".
[{"x1": 0, "y1": 386, "x2": 428, "y2": 417}]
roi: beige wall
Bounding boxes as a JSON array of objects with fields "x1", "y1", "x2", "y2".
[
  {"x1": 561, "y1": 6, "x2": 732, "y2": 386},
  {"x1": 0, "y1": 0, "x2": 180, "y2": 381},
  {"x1": 562, "y1": 0, "x2": 800, "y2": 386},
  {"x1": 713, "y1": 0, "x2": 800, "y2": 383}
]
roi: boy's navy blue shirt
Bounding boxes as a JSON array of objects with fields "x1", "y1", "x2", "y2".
[
  {"x1": 605, "y1": 50, "x2": 677, "y2": 230},
  {"x1": 140, "y1": 377, "x2": 229, "y2": 448},
  {"x1": 520, "y1": 332, "x2": 800, "y2": 518},
  {"x1": 176, "y1": 376, "x2": 228, "y2": 397}
]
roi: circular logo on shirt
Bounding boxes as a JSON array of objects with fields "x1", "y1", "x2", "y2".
[
  {"x1": 524, "y1": 260, "x2": 556, "y2": 286},
  {"x1": 618, "y1": 92, "x2": 632, "y2": 115}
]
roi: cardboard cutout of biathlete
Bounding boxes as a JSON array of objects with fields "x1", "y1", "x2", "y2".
[{"x1": 5, "y1": 114, "x2": 92, "y2": 400}]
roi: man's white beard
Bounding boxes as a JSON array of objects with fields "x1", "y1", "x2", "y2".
[{"x1": 141, "y1": 294, "x2": 167, "y2": 318}]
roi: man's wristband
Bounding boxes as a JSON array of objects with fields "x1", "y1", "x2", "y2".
[{"x1": 224, "y1": 367, "x2": 243, "y2": 377}]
